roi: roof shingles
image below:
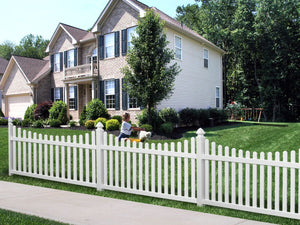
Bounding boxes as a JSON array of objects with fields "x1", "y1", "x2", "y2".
[
  {"x1": 13, "y1": 56, "x2": 49, "y2": 82},
  {"x1": 0, "y1": 57, "x2": 9, "y2": 74}
]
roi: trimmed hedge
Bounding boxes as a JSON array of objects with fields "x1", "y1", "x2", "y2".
[
  {"x1": 106, "y1": 119, "x2": 120, "y2": 131},
  {"x1": 160, "y1": 122, "x2": 174, "y2": 134},
  {"x1": 95, "y1": 117, "x2": 107, "y2": 129},
  {"x1": 85, "y1": 120, "x2": 95, "y2": 129}
]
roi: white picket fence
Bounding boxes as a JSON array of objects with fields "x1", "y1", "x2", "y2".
[{"x1": 7, "y1": 119, "x2": 300, "y2": 219}]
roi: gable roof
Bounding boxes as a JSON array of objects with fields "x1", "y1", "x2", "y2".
[
  {"x1": 91, "y1": 0, "x2": 225, "y2": 54},
  {"x1": 0, "y1": 56, "x2": 50, "y2": 89},
  {"x1": 46, "y1": 23, "x2": 95, "y2": 53},
  {"x1": 0, "y1": 57, "x2": 8, "y2": 74}
]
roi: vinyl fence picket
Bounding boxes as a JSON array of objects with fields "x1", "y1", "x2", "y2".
[
  {"x1": 28, "y1": 131, "x2": 32, "y2": 174},
  {"x1": 238, "y1": 150, "x2": 243, "y2": 205},
  {"x1": 164, "y1": 143, "x2": 168, "y2": 195},
  {"x1": 260, "y1": 152, "x2": 265, "y2": 209},
  {"x1": 252, "y1": 152, "x2": 257, "y2": 208},
  {"x1": 275, "y1": 152, "x2": 280, "y2": 211},
  {"x1": 191, "y1": 138, "x2": 196, "y2": 199},
  {"x1": 44, "y1": 135, "x2": 48, "y2": 176},
  {"x1": 67, "y1": 136, "x2": 71, "y2": 180},
  {"x1": 55, "y1": 136, "x2": 59, "y2": 177},
  {"x1": 73, "y1": 135, "x2": 77, "y2": 180},
  {"x1": 151, "y1": 143, "x2": 156, "y2": 192},
  {"x1": 133, "y1": 142, "x2": 137, "y2": 190},
  {"x1": 282, "y1": 151, "x2": 288, "y2": 212},
  {"x1": 224, "y1": 146, "x2": 229, "y2": 203},
  {"x1": 23, "y1": 130, "x2": 27, "y2": 172},
  {"x1": 39, "y1": 134, "x2": 43, "y2": 175},
  {"x1": 49, "y1": 136, "x2": 54, "y2": 177},
  {"x1": 231, "y1": 148, "x2": 236, "y2": 204},
  {"x1": 157, "y1": 143, "x2": 162, "y2": 194},
  {"x1": 290, "y1": 151, "x2": 295, "y2": 213},
  {"x1": 61, "y1": 136, "x2": 65, "y2": 179},
  {"x1": 85, "y1": 133, "x2": 90, "y2": 183},
  {"x1": 171, "y1": 143, "x2": 175, "y2": 196},
  {"x1": 245, "y1": 151, "x2": 250, "y2": 206},
  {"x1": 218, "y1": 145, "x2": 223, "y2": 202},
  {"x1": 145, "y1": 143, "x2": 149, "y2": 192},
  {"x1": 177, "y1": 142, "x2": 182, "y2": 196},
  {"x1": 211, "y1": 142, "x2": 216, "y2": 201},
  {"x1": 184, "y1": 140, "x2": 189, "y2": 198}
]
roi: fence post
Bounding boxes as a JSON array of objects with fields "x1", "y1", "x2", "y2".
[
  {"x1": 8, "y1": 118, "x2": 13, "y2": 176},
  {"x1": 96, "y1": 122, "x2": 104, "y2": 191},
  {"x1": 196, "y1": 128, "x2": 205, "y2": 206}
]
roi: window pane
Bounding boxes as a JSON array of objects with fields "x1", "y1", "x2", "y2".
[
  {"x1": 204, "y1": 49, "x2": 209, "y2": 59},
  {"x1": 175, "y1": 36, "x2": 182, "y2": 48},
  {"x1": 54, "y1": 88, "x2": 61, "y2": 101},
  {"x1": 105, "y1": 33, "x2": 114, "y2": 58},
  {"x1": 128, "y1": 96, "x2": 138, "y2": 109},
  {"x1": 127, "y1": 27, "x2": 137, "y2": 50},
  {"x1": 105, "y1": 80, "x2": 115, "y2": 95},
  {"x1": 68, "y1": 50, "x2": 74, "y2": 68},
  {"x1": 175, "y1": 48, "x2": 182, "y2": 60},
  {"x1": 54, "y1": 53, "x2": 60, "y2": 72},
  {"x1": 69, "y1": 86, "x2": 75, "y2": 98},
  {"x1": 106, "y1": 95, "x2": 115, "y2": 109}
]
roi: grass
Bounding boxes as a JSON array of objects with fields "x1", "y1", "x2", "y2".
[
  {"x1": 0, "y1": 208, "x2": 66, "y2": 225},
  {"x1": 1, "y1": 123, "x2": 300, "y2": 225}
]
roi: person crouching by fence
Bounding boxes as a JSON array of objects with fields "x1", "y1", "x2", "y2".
[{"x1": 118, "y1": 113, "x2": 144, "y2": 141}]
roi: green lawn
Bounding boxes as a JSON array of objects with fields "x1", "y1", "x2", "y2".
[
  {"x1": 0, "y1": 123, "x2": 300, "y2": 225},
  {"x1": 0, "y1": 208, "x2": 66, "y2": 225}
]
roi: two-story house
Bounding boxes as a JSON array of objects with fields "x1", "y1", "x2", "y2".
[{"x1": 1, "y1": 0, "x2": 225, "y2": 121}]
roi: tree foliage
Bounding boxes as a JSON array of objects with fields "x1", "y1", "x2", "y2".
[
  {"x1": 0, "y1": 34, "x2": 49, "y2": 60},
  {"x1": 176, "y1": 0, "x2": 300, "y2": 121},
  {"x1": 122, "y1": 9, "x2": 181, "y2": 124}
]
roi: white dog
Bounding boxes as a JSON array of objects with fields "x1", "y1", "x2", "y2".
[{"x1": 138, "y1": 131, "x2": 152, "y2": 142}]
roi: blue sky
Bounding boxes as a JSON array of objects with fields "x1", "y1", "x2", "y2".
[{"x1": 0, "y1": 0, "x2": 196, "y2": 45}]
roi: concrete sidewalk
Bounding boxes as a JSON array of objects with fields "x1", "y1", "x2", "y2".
[{"x1": 0, "y1": 181, "x2": 276, "y2": 225}]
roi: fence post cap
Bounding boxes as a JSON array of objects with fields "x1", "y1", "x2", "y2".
[
  {"x1": 96, "y1": 122, "x2": 104, "y2": 129},
  {"x1": 196, "y1": 128, "x2": 205, "y2": 137}
]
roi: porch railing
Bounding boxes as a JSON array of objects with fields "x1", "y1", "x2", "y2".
[{"x1": 64, "y1": 63, "x2": 97, "y2": 79}]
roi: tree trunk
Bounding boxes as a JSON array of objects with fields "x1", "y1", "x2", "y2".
[{"x1": 253, "y1": 51, "x2": 267, "y2": 121}]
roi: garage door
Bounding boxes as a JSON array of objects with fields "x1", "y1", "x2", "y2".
[{"x1": 7, "y1": 95, "x2": 32, "y2": 119}]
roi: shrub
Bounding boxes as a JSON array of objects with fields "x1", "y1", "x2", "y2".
[
  {"x1": 79, "y1": 106, "x2": 87, "y2": 126},
  {"x1": 34, "y1": 101, "x2": 52, "y2": 120},
  {"x1": 208, "y1": 108, "x2": 228, "y2": 125},
  {"x1": 0, "y1": 118, "x2": 8, "y2": 125},
  {"x1": 0, "y1": 108, "x2": 4, "y2": 117},
  {"x1": 197, "y1": 109, "x2": 210, "y2": 126},
  {"x1": 32, "y1": 120, "x2": 44, "y2": 128},
  {"x1": 24, "y1": 104, "x2": 37, "y2": 121},
  {"x1": 179, "y1": 108, "x2": 198, "y2": 126},
  {"x1": 57, "y1": 106, "x2": 68, "y2": 125},
  {"x1": 106, "y1": 119, "x2": 120, "y2": 131},
  {"x1": 140, "y1": 124, "x2": 153, "y2": 132},
  {"x1": 69, "y1": 121, "x2": 77, "y2": 127},
  {"x1": 85, "y1": 120, "x2": 95, "y2": 129},
  {"x1": 95, "y1": 117, "x2": 107, "y2": 129},
  {"x1": 21, "y1": 119, "x2": 32, "y2": 127},
  {"x1": 86, "y1": 99, "x2": 109, "y2": 120},
  {"x1": 225, "y1": 102, "x2": 244, "y2": 120},
  {"x1": 137, "y1": 108, "x2": 162, "y2": 131},
  {"x1": 12, "y1": 118, "x2": 22, "y2": 126},
  {"x1": 160, "y1": 122, "x2": 174, "y2": 134},
  {"x1": 111, "y1": 115, "x2": 122, "y2": 124},
  {"x1": 49, "y1": 119, "x2": 62, "y2": 127},
  {"x1": 49, "y1": 101, "x2": 68, "y2": 125},
  {"x1": 159, "y1": 108, "x2": 179, "y2": 124}
]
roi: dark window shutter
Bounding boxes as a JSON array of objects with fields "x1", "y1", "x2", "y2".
[
  {"x1": 74, "y1": 48, "x2": 78, "y2": 66},
  {"x1": 51, "y1": 88, "x2": 54, "y2": 102},
  {"x1": 50, "y1": 55, "x2": 54, "y2": 72},
  {"x1": 121, "y1": 29, "x2": 127, "y2": 56},
  {"x1": 115, "y1": 31, "x2": 120, "y2": 57},
  {"x1": 204, "y1": 59, "x2": 208, "y2": 68},
  {"x1": 60, "y1": 87, "x2": 63, "y2": 101},
  {"x1": 64, "y1": 51, "x2": 67, "y2": 68},
  {"x1": 122, "y1": 78, "x2": 128, "y2": 110},
  {"x1": 98, "y1": 35, "x2": 104, "y2": 60},
  {"x1": 115, "y1": 79, "x2": 120, "y2": 110},
  {"x1": 99, "y1": 80, "x2": 105, "y2": 103},
  {"x1": 60, "y1": 52, "x2": 63, "y2": 71},
  {"x1": 74, "y1": 86, "x2": 78, "y2": 110}
]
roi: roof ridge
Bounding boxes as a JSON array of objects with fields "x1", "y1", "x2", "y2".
[
  {"x1": 60, "y1": 22, "x2": 90, "y2": 33},
  {"x1": 12, "y1": 55, "x2": 48, "y2": 62}
]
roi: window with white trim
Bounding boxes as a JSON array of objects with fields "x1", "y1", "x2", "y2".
[
  {"x1": 105, "y1": 33, "x2": 115, "y2": 58},
  {"x1": 175, "y1": 36, "x2": 182, "y2": 60},
  {"x1": 67, "y1": 49, "x2": 74, "y2": 68},
  {"x1": 69, "y1": 86, "x2": 76, "y2": 110},
  {"x1": 54, "y1": 88, "x2": 62, "y2": 101},
  {"x1": 204, "y1": 49, "x2": 209, "y2": 68},
  {"x1": 216, "y1": 87, "x2": 220, "y2": 108},
  {"x1": 54, "y1": 53, "x2": 60, "y2": 72},
  {"x1": 105, "y1": 80, "x2": 115, "y2": 109},
  {"x1": 127, "y1": 26, "x2": 137, "y2": 50},
  {"x1": 128, "y1": 96, "x2": 138, "y2": 109}
]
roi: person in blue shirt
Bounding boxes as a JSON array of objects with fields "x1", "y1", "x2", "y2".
[{"x1": 118, "y1": 113, "x2": 144, "y2": 141}]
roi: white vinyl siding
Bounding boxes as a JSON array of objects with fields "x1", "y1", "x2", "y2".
[
  {"x1": 175, "y1": 35, "x2": 182, "y2": 60},
  {"x1": 105, "y1": 33, "x2": 115, "y2": 58}
]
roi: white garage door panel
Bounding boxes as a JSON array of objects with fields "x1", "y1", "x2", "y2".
[{"x1": 7, "y1": 95, "x2": 32, "y2": 119}]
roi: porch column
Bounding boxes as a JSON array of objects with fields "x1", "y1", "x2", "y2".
[
  {"x1": 64, "y1": 83, "x2": 70, "y2": 118},
  {"x1": 92, "y1": 81, "x2": 95, "y2": 99}
]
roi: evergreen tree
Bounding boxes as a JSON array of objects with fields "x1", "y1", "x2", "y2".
[{"x1": 122, "y1": 10, "x2": 180, "y2": 124}]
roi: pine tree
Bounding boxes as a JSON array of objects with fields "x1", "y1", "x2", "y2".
[{"x1": 122, "y1": 10, "x2": 180, "y2": 125}]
